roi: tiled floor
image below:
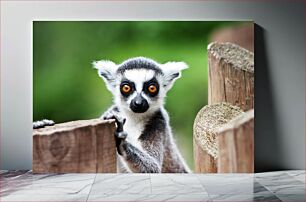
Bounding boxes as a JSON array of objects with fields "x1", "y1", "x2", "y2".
[{"x1": 0, "y1": 170, "x2": 305, "y2": 201}]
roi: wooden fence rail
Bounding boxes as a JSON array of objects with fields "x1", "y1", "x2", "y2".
[
  {"x1": 217, "y1": 109, "x2": 254, "y2": 173},
  {"x1": 33, "y1": 119, "x2": 116, "y2": 173}
]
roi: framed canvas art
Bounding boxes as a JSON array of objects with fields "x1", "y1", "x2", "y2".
[{"x1": 32, "y1": 21, "x2": 254, "y2": 173}]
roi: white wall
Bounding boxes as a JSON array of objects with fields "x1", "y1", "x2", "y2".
[{"x1": 1, "y1": 0, "x2": 305, "y2": 171}]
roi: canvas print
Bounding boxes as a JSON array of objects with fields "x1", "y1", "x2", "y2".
[{"x1": 33, "y1": 21, "x2": 254, "y2": 173}]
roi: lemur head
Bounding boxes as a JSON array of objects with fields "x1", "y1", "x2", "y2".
[{"x1": 93, "y1": 57, "x2": 188, "y2": 114}]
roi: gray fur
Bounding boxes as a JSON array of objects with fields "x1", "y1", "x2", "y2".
[{"x1": 117, "y1": 57, "x2": 163, "y2": 75}]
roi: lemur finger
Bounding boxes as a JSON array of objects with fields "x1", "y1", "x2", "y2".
[
  {"x1": 101, "y1": 114, "x2": 125, "y2": 132},
  {"x1": 112, "y1": 115, "x2": 125, "y2": 132},
  {"x1": 33, "y1": 119, "x2": 55, "y2": 129},
  {"x1": 115, "y1": 131, "x2": 127, "y2": 139},
  {"x1": 117, "y1": 118, "x2": 126, "y2": 132},
  {"x1": 102, "y1": 113, "x2": 114, "y2": 120}
]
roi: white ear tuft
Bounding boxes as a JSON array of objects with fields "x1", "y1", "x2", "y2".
[
  {"x1": 92, "y1": 60, "x2": 118, "y2": 91},
  {"x1": 161, "y1": 61, "x2": 189, "y2": 91},
  {"x1": 163, "y1": 61, "x2": 188, "y2": 72}
]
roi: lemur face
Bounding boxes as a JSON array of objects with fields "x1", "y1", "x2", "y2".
[
  {"x1": 93, "y1": 57, "x2": 188, "y2": 114},
  {"x1": 119, "y1": 69, "x2": 160, "y2": 113}
]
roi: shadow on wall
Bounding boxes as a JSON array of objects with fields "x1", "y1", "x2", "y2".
[{"x1": 254, "y1": 24, "x2": 283, "y2": 172}]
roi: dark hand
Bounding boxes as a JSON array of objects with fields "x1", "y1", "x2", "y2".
[{"x1": 105, "y1": 114, "x2": 127, "y2": 155}]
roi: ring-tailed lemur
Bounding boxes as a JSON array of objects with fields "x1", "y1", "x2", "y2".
[{"x1": 93, "y1": 57, "x2": 190, "y2": 173}]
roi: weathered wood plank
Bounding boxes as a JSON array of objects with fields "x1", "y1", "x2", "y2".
[
  {"x1": 193, "y1": 103, "x2": 254, "y2": 173},
  {"x1": 33, "y1": 119, "x2": 116, "y2": 173},
  {"x1": 193, "y1": 103, "x2": 243, "y2": 173},
  {"x1": 193, "y1": 138, "x2": 217, "y2": 173},
  {"x1": 208, "y1": 42, "x2": 254, "y2": 111},
  {"x1": 217, "y1": 109, "x2": 254, "y2": 173}
]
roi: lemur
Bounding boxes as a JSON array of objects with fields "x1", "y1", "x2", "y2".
[
  {"x1": 33, "y1": 57, "x2": 190, "y2": 173},
  {"x1": 93, "y1": 57, "x2": 190, "y2": 173}
]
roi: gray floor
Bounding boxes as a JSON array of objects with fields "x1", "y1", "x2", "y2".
[{"x1": 0, "y1": 170, "x2": 305, "y2": 201}]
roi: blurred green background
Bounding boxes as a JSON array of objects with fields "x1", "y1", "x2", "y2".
[{"x1": 34, "y1": 21, "x2": 242, "y2": 170}]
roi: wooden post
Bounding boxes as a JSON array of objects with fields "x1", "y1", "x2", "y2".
[
  {"x1": 33, "y1": 119, "x2": 116, "y2": 173},
  {"x1": 194, "y1": 42, "x2": 254, "y2": 173},
  {"x1": 193, "y1": 137, "x2": 217, "y2": 173},
  {"x1": 217, "y1": 109, "x2": 254, "y2": 173},
  {"x1": 193, "y1": 103, "x2": 244, "y2": 173},
  {"x1": 208, "y1": 42, "x2": 254, "y2": 111}
]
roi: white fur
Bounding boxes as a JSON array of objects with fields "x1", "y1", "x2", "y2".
[
  {"x1": 92, "y1": 60, "x2": 118, "y2": 91},
  {"x1": 115, "y1": 69, "x2": 165, "y2": 116},
  {"x1": 161, "y1": 61, "x2": 189, "y2": 91},
  {"x1": 162, "y1": 61, "x2": 188, "y2": 75},
  {"x1": 117, "y1": 155, "x2": 132, "y2": 172},
  {"x1": 125, "y1": 69, "x2": 155, "y2": 93},
  {"x1": 123, "y1": 113, "x2": 145, "y2": 150}
]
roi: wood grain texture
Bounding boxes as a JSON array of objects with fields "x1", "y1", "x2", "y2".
[
  {"x1": 208, "y1": 42, "x2": 254, "y2": 111},
  {"x1": 193, "y1": 138, "x2": 217, "y2": 173},
  {"x1": 217, "y1": 109, "x2": 254, "y2": 173},
  {"x1": 193, "y1": 103, "x2": 243, "y2": 173},
  {"x1": 194, "y1": 42, "x2": 254, "y2": 173},
  {"x1": 33, "y1": 119, "x2": 116, "y2": 173}
]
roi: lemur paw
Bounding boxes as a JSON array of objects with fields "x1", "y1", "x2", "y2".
[
  {"x1": 33, "y1": 119, "x2": 55, "y2": 129},
  {"x1": 103, "y1": 114, "x2": 127, "y2": 156},
  {"x1": 101, "y1": 111, "x2": 116, "y2": 120}
]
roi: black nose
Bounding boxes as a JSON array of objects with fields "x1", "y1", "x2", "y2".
[
  {"x1": 134, "y1": 96, "x2": 143, "y2": 106},
  {"x1": 130, "y1": 95, "x2": 149, "y2": 113}
]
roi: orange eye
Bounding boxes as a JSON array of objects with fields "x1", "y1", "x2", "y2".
[
  {"x1": 148, "y1": 85, "x2": 157, "y2": 93},
  {"x1": 122, "y1": 84, "x2": 131, "y2": 93}
]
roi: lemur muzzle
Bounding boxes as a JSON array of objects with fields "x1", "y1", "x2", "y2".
[{"x1": 130, "y1": 94, "x2": 149, "y2": 113}]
